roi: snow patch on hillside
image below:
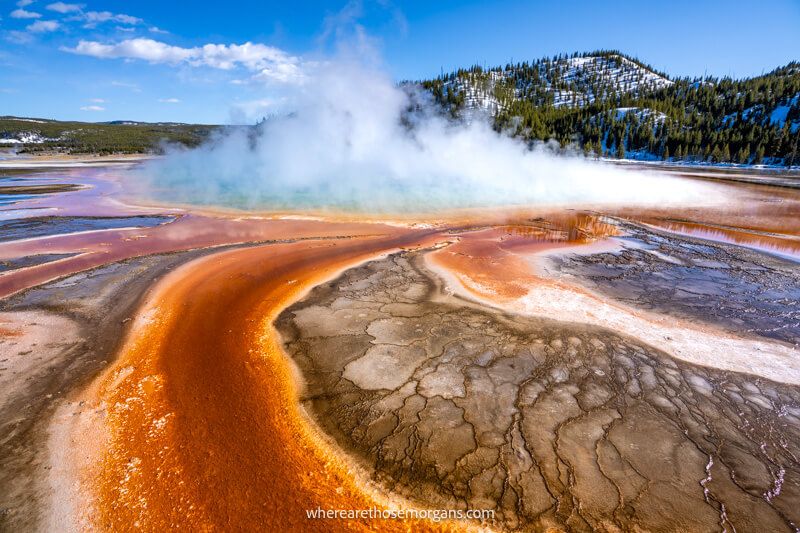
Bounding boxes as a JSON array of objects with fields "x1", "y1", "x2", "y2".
[
  {"x1": 6, "y1": 118, "x2": 48, "y2": 124},
  {"x1": 615, "y1": 107, "x2": 667, "y2": 123},
  {"x1": 446, "y1": 71, "x2": 509, "y2": 117},
  {"x1": 723, "y1": 92, "x2": 799, "y2": 132},
  {"x1": 0, "y1": 132, "x2": 61, "y2": 144},
  {"x1": 550, "y1": 56, "x2": 672, "y2": 107},
  {"x1": 440, "y1": 54, "x2": 672, "y2": 115},
  {"x1": 769, "y1": 93, "x2": 799, "y2": 131}
]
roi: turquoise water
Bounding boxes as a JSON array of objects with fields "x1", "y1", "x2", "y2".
[{"x1": 136, "y1": 173, "x2": 543, "y2": 213}]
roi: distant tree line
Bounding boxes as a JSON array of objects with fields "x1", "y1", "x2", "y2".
[{"x1": 0, "y1": 118, "x2": 218, "y2": 155}]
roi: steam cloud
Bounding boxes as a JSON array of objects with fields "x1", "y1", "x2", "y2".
[{"x1": 135, "y1": 60, "x2": 716, "y2": 214}]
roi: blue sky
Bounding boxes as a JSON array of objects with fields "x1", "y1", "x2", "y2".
[{"x1": 1, "y1": 0, "x2": 799, "y2": 124}]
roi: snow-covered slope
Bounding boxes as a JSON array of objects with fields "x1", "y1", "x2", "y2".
[
  {"x1": 445, "y1": 70, "x2": 510, "y2": 116},
  {"x1": 722, "y1": 92, "x2": 800, "y2": 132},
  {"x1": 0, "y1": 131, "x2": 61, "y2": 144},
  {"x1": 546, "y1": 55, "x2": 672, "y2": 107},
  {"x1": 436, "y1": 53, "x2": 672, "y2": 115},
  {"x1": 768, "y1": 92, "x2": 800, "y2": 132},
  {"x1": 614, "y1": 107, "x2": 667, "y2": 123}
]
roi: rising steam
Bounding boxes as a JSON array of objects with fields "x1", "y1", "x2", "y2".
[{"x1": 133, "y1": 59, "x2": 716, "y2": 214}]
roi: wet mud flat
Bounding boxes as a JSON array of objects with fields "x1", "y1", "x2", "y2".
[
  {"x1": 547, "y1": 221, "x2": 800, "y2": 346},
  {"x1": 0, "y1": 175, "x2": 84, "y2": 207},
  {"x1": 0, "y1": 247, "x2": 231, "y2": 531},
  {"x1": 0, "y1": 184, "x2": 83, "y2": 196},
  {"x1": 0, "y1": 253, "x2": 77, "y2": 273},
  {"x1": 277, "y1": 251, "x2": 800, "y2": 531},
  {"x1": 0, "y1": 215, "x2": 174, "y2": 243}
]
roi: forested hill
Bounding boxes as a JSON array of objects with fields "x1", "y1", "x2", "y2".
[
  {"x1": 421, "y1": 51, "x2": 800, "y2": 166},
  {"x1": 0, "y1": 117, "x2": 218, "y2": 155}
]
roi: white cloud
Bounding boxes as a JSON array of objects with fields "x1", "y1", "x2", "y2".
[
  {"x1": 197, "y1": 42, "x2": 296, "y2": 71},
  {"x1": 65, "y1": 38, "x2": 305, "y2": 83},
  {"x1": 149, "y1": 26, "x2": 168, "y2": 34},
  {"x1": 11, "y1": 8, "x2": 41, "y2": 19},
  {"x1": 69, "y1": 38, "x2": 194, "y2": 63},
  {"x1": 83, "y1": 11, "x2": 142, "y2": 26},
  {"x1": 27, "y1": 19, "x2": 59, "y2": 32},
  {"x1": 89, "y1": 98, "x2": 105, "y2": 103},
  {"x1": 251, "y1": 63, "x2": 306, "y2": 84},
  {"x1": 111, "y1": 80, "x2": 141, "y2": 92},
  {"x1": 80, "y1": 105, "x2": 104, "y2": 111},
  {"x1": 16, "y1": 0, "x2": 34, "y2": 7},
  {"x1": 6, "y1": 30, "x2": 33, "y2": 44},
  {"x1": 46, "y1": 2, "x2": 83, "y2": 13},
  {"x1": 158, "y1": 98, "x2": 180, "y2": 103}
]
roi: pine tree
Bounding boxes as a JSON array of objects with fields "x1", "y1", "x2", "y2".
[
  {"x1": 736, "y1": 147, "x2": 749, "y2": 164},
  {"x1": 593, "y1": 140, "x2": 603, "y2": 158},
  {"x1": 663, "y1": 145, "x2": 670, "y2": 160},
  {"x1": 616, "y1": 141, "x2": 625, "y2": 159},
  {"x1": 755, "y1": 145, "x2": 765, "y2": 164}
]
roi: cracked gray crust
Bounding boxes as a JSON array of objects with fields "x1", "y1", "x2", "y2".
[
  {"x1": 548, "y1": 221, "x2": 800, "y2": 346},
  {"x1": 276, "y1": 251, "x2": 800, "y2": 532}
]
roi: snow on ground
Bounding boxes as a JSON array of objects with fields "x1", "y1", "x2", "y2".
[
  {"x1": 615, "y1": 107, "x2": 667, "y2": 123},
  {"x1": 0, "y1": 132, "x2": 61, "y2": 144},
  {"x1": 723, "y1": 92, "x2": 799, "y2": 132},
  {"x1": 444, "y1": 54, "x2": 672, "y2": 113},
  {"x1": 770, "y1": 93, "x2": 799, "y2": 131},
  {"x1": 550, "y1": 56, "x2": 672, "y2": 107},
  {"x1": 4, "y1": 118, "x2": 48, "y2": 124}
]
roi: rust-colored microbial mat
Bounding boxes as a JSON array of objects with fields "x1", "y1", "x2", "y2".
[
  {"x1": 81, "y1": 230, "x2": 476, "y2": 531},
  {"x1": 428, "y1": 214, "x2": 619, "y2": 301}
]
